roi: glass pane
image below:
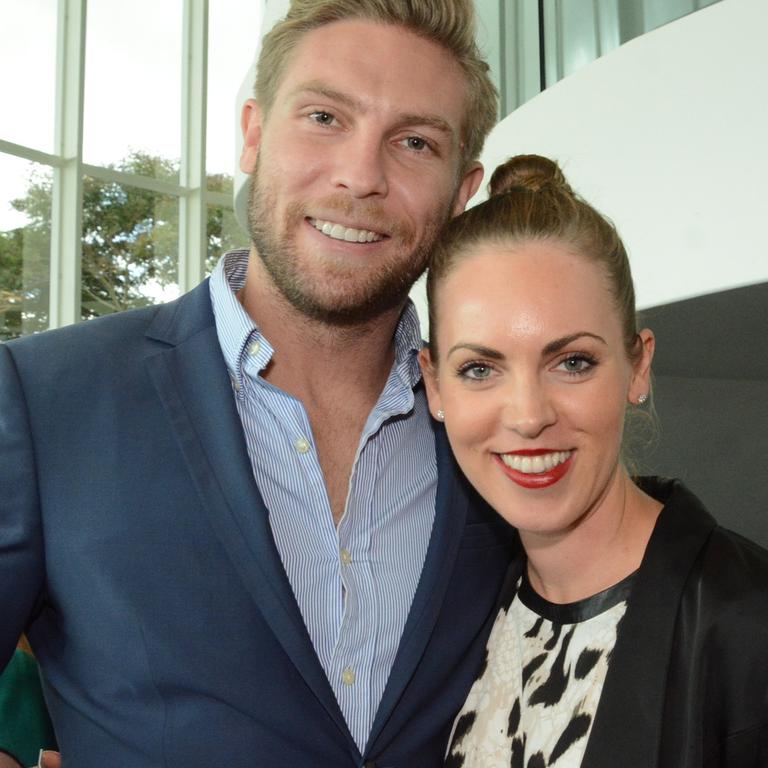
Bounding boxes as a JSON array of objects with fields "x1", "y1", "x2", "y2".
[
  {"x1": 643, "y1": 0, "x2": 697, "y2": 33},
  {"x1": 83, "y1": 0, "x2": 182, "y2": 174},
  {"x1": 0, "y1": 0, "x2": 57, "y2": 151},
  {"x1": 539, "y1": 0, "x2": 725, "y2": 89},
  {"x1": 207, "y1": 0, "x2": 264, "y2": 191},
  {"x1": 206, "y1": 203, "x2": 246, "y2": 275},
  {"x1": 81, "y1": 174, "x2": 179, "y2": 320},
  {"x1": 0, "y1": 155, "x2": 52, "y2": 340},
  {"x1": 559, "y1": 1, "x2": 599, "y2": 79}
]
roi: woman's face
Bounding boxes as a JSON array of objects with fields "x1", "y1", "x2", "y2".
[{"x1": 421, "y1": 239, "x2": 654, "y2": 539}]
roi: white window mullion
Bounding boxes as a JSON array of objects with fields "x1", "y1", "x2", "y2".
[
  {"x1": 179, "y1": 0, "x2": 209, "y2": 293},
  {"x1": 49, "y1": 0, "x2": 86, "y2": 329}
]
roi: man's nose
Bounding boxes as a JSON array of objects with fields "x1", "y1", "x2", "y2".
[{"x1": 330, "y1": 132, "x2": 389, "y2": 198}]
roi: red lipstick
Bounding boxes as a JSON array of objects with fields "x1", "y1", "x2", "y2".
[{"x1": 494, "y1": 450, "x2": 573, "y2": 489}]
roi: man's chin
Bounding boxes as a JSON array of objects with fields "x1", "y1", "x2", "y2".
[{"x1": 285, "y1": 290, "x2": 409, "y2": 327}]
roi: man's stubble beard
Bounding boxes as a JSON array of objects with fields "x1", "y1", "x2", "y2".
[{"x1": 246, "y1": 168, "x2": 450, "y2": 327}]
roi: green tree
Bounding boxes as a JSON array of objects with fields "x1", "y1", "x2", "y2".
[{"x1": 0, "y1": 151, "x2": 241, "y2": 341}]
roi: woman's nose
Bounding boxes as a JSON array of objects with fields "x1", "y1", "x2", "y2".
[{"x1": 499, "y1": 379, "x2": 557, "y2": 438}]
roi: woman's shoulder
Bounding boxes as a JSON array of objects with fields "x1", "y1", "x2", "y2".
[
  {"x1": 640, "y1": 476, "x2": 768, "y2": 607},
  {"x1": 698, "y1": 523, "x2": 768, "y2": 599}
]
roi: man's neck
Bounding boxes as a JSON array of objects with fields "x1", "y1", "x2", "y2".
[
  {"x1": 237, "y1": 251, "x2": 412, "y2": 525},
  {"x1": 237, "y1": 252, "x2": 403, "y2": 412}
]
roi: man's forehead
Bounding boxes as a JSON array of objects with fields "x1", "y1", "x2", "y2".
[{"x1": 273, "y1": 18, "x2": 468, "y2": 131}]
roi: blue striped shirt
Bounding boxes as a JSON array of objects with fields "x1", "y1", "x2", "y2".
[{"x1": 209, "y1": 250, "x2": 437, "y2": 751}]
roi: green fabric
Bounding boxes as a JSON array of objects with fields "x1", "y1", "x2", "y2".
[{"x1": 0, "y1": 650, "x2": 57, "y2": 766}]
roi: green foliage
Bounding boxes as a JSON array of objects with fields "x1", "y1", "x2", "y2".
[
  {"x1": 0, "y1": 168, "x2": 51, "y2": 340},
  {"x1": 0, "y1": 151, "x2": 239, "y2": 341}
]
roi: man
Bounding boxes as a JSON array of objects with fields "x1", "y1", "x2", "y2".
[{"x1": 0, "y1": 1, "x2": 514, "y2": 765}]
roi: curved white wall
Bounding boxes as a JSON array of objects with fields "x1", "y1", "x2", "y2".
[{"x1": 459, "y1": 0, "x2": 768, "y2": 314}]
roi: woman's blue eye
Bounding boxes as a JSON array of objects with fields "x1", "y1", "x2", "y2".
[
  {"x1": 459, "y1": 363, "x2": 492, "y2": 380},
  {"x1": 559, "y1": 355, "x2": 596, "y2": 374}
]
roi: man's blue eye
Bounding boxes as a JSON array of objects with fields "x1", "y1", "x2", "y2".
[
  {"x1": 406, "y1": 136, "x2": 428, "y2": 151},
  {"x1": 311, "y1": 111, "x2": 334, "y2": 125}
]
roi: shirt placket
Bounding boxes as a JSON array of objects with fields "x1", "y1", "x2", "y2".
[
  {"x1": 242, "y1": 360, "x2": 344, "y2": 671},
  {"x1": 331, "y1": 435, "x2": 379, "y2": 749}
]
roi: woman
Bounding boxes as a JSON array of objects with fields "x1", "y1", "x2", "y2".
[{"x1": 419, "y1": 155, "x2": 768, "y2": 767}]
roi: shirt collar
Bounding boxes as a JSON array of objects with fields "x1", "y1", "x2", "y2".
[
  {"x1": 210, "y1": 249, "x2": 267, "y2": 391},
  {"x1": 210, "y1": 249, "x2": 425, "y2": 392}
]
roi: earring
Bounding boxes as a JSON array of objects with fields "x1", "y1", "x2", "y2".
[
  {"x1": 436, "y1": 409, "x2": 445, "y2": 421},
  {"x1": 636, "y1": 393, "x2": 648, "y2": 405}
]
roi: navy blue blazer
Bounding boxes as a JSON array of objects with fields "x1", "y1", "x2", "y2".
[{"x1": 0, "y1": 281, "x2": 515, "y2": 767}]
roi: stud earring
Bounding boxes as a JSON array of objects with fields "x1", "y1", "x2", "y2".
[
  {"x1": 436, "y1": 409, "x2": 445, "y2": 421},
  {"x1": 636, "y1": 393, "x2": 648, "y2": 405}
]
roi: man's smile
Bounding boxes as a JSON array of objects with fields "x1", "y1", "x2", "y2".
[{"x1": 308, "y1": 216, "x2": 387, "y2": 243}]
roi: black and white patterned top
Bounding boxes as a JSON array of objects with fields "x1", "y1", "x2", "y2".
[{"x1": 445, "y1": 570, "x2": 635, "y2": 767}]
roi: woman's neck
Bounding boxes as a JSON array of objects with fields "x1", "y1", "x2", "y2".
[{"x1": 522, "y1": 471, "x2": 662, "y2": 604}]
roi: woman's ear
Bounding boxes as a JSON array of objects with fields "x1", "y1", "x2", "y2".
[
  {"x1": 628, "y1": 329, "x2": 655, "y2": 403},
  {"x1": 418, "y1": 348, "x2": 444, "y2": 420}
]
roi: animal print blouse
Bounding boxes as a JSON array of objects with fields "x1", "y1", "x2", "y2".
[{"x1": 445, "y1": 570, "x2": 635, "y2": 767}]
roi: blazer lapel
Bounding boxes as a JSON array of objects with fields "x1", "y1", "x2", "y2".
[
  {"x1": 366, "y1": 422, "x2": 472, "y2": 745},
  {"x1": 583, "y1": 479, "x2": 717, "y2": 768},
  {"x1": 143, "y1": 284, "x2": 352, "y2": 745}
]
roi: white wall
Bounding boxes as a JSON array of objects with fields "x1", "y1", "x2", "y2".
[{"x1": 456, "y1": 0, "x2": 768, "y2": 315}]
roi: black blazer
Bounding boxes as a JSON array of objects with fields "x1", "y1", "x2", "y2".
[{"x1": 581, "y1": 478, "x2": 767, "y2": 767}]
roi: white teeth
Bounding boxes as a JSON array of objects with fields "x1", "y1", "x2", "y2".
[
  {"x1": 309, "y1": 218, "x2": 384, "y2": 243},
  {"x1": 499, "y1": 451, "x2": 572, "y2": 474}
]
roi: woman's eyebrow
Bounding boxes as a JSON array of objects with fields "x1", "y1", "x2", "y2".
[
  {"x1": 446, "y1": 343, "x2": 504, "y2": 359},
  {"x1": 542, "y1": 332, "x2": 607, "y2": 355}
]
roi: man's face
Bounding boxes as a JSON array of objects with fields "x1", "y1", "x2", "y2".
[{"x1": 240, "y1": 19, "x2": 483, "y2": 325}]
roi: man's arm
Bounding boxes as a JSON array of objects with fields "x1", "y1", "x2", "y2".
[
  {"x1": 0, "y1": 346, "x2": 50, "y2": 766},
  {"x1": 0, "y1": 344, "x2": 45, "y2": 667}
]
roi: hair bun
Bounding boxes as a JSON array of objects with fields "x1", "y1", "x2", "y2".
[{"x1": 488, "y1": 154, "x2": 572, "y2": 197}]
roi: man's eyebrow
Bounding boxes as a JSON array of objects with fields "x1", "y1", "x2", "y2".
[
  {"x1": 396, "y1": 113, "x2": 454, "y2": 137},
  {"x1": 290, "y1": 81, "x2": 363, "y2": 111},
  {"x1": 542, "y1": 332, "x2": 607, "y2": 356},
  {"x1": 446, "y1": 343, "x2": 504, "y2": 359},
  {"x1": 291, "y1": 81, "x2": 455, "y2": 137}
]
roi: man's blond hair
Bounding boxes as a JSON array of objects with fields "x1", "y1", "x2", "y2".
[{"x1": 255, "y1": 0, "x2": 498, "y2": 167}]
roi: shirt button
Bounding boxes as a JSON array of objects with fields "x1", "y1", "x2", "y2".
[
  {"x1": 247, "y1": 340, "x2": 261, "y2": 356},
  {"x1": 294, "y1": 437, "x2": 311, "y2": 454},
  {"x1": 231, "y1": 377, "x2": 241, "y2": 392},
  {"x1": 341, "y1": 667, "x2": 356, "y2": 686},
  {"x1": 340, "y1": 548, "x2": 352, "y2": 566}
]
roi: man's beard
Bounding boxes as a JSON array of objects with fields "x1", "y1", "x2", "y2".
[{"x1": 246, "y1": 169, "x2": 449, "y2": 326}]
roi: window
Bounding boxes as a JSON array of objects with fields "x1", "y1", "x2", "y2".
[{"x1": 0, "y1": 0, "x2": 259, "y2": 341}]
